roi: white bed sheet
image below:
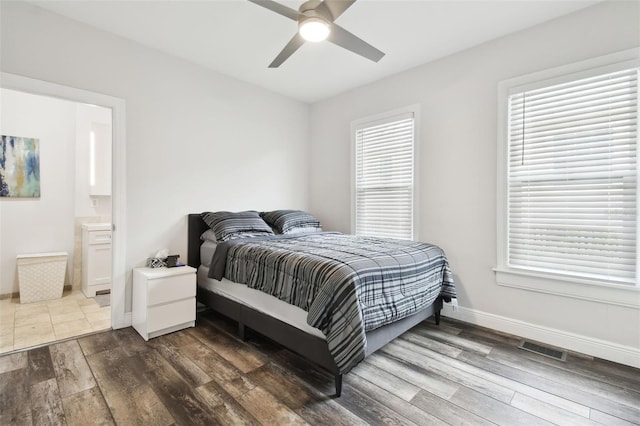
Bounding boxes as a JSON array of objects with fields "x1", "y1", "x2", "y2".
[{"x1": 197, "y1": 266, "x2": 325, "y2": 339}]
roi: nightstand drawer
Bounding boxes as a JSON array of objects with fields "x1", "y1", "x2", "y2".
[
  {"x1": 147, "y1": 298, "x2": 195, "y2": 333},
  {"x1": 147, "y1": 272, "x2": 195, "y2": 306}
]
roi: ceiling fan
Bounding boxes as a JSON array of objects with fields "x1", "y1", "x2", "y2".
[{"x1": 248, "y1": 0, "x2": 385, "y2": 68}]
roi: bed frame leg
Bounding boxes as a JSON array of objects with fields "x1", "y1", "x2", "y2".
[
  {"x1": 435, "y1": 311, "x2": 441, "y2": 325},
  {"x1": 238, "y1": 322, "x2": 247, "y2": 341},
  {"x1": 334, "y1": 374, "x2": 343, "y2": 397}
]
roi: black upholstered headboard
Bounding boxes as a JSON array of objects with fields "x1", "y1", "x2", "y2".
[{"x1": 188, "y1": 214, "x2": 208, "y2": 268}]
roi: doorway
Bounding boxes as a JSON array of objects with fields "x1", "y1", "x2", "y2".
[{"x1": 0, "y1": 73, "x2": 127, "y2": 352}]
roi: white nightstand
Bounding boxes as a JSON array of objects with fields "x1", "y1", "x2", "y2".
[{"x1": 132, "y1": 266, "x2": 196, "y2": 340}]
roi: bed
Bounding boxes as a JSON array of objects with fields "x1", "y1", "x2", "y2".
[{"x1": 187, "y1": 212, "x2": 456, "y2": 396}]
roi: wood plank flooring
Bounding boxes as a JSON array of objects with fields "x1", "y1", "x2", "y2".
[{"x1": 1, "y1": 312, "x2": 639, "y2": 425}]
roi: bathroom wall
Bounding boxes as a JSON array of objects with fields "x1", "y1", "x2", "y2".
[{"x1": 0, "y1": 89, "x2": 77, "y2": 295}]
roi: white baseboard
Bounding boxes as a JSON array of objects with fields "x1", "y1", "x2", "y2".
[{"x1": 441, "y1": 305, "x2": 640, "y2": 369}]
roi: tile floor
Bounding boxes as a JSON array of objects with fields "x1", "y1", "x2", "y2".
[{"x1": 0, "y1": 289, "x2": 110, "y2": 354}]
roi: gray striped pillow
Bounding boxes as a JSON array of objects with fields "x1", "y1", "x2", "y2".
[
  {"x1": 201, "y1": 211, "x2": 274, "y2": 242},
  {"x1": 260, "y1": 210, "x2": 322, "y2": 234}
]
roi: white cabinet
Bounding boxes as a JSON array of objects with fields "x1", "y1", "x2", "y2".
[
  {"x1": 82, "y1": 223, "x2": 112, "y2": 297},
  {"x1": 132, "y1": 266, "x2": 196, "y2": 340}
]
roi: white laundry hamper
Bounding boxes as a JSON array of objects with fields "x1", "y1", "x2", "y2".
[{"x1": 16, "y1": 252, "x2": 68, "y2": 303}]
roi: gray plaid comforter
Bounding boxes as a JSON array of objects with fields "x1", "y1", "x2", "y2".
[{"x1": 208, "y1": 232, "x2": 456, "y2": 373}]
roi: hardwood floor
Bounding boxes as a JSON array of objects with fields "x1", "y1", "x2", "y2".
[{"x1": 1, "y1": 311, "x2": 639, "y2": 425}]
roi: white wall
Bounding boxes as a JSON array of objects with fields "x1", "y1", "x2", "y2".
[
  {"x1": 0, "y1": 89, "x2": 77, "y2": 294},
  {"x1": 309, "y1": 1, "x2": 640, "y2": 366},
  {"x1": 1, "y1": 1, "x2": 310, "y2": 309}
]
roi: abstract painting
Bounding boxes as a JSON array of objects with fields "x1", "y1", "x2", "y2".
[{"x1": 1, "y1": 135, "x2": 40, "y2": 197}]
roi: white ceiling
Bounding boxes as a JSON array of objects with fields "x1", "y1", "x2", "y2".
[{"x1": 29, "y1": 0, "x2": 600, "y2": 103}]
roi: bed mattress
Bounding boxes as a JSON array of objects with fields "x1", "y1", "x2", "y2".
[{"x1": 197, "y1": 265, "x2": 325, "y2": 339}]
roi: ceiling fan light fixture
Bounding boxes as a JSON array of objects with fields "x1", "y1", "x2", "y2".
[
  {"x1": 299, "y1": 17, "x2": 330, "y2": 42},
  {"x1": 249, "y1": 0, "x2": 385, "y2": 67}
]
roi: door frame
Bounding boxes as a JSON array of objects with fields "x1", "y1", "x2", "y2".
[{"x1": 1, "y1": 72, "x2": 128, "y2": 329}]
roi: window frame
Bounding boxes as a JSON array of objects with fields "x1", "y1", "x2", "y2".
[
  {"x1": 495, "y1": 49, "x2": 640, "y2": 307},
  {"x1": 351, "y1": 105, "x2": 420, "y2": 241}
]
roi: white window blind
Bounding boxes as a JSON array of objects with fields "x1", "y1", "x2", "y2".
[
  {"x1": 354, "y1": 112, "x2": 415, "y2": 240},
  {"x1": 507, "y1": 68, "x2": 638, "y2": 284}
]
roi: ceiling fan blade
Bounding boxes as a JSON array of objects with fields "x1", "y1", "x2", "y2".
[
  {"x1": 328, "y1": 24, "x2": 385, "y2": 63},
  {"x1": 319, "y1": 0, "x2": 357, "y2": 21},
  {"x1": 248, "y1": 0, "x2": 301, "y2": 21},
  {"x1": 269, "y1": 33, "x2": 305, "y2": 68}
]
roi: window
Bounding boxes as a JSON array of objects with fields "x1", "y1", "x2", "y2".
[
  {"x1": 352, "y1": 107, "x2": 418, "y2": 240},
  {"x1": 497, "y1": 51, "x2": 639, "y2": 294}
]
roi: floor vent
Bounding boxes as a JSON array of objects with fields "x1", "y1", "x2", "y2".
[{"x1": 518, "y1": 340, "x2": 567, "y2": 361}]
